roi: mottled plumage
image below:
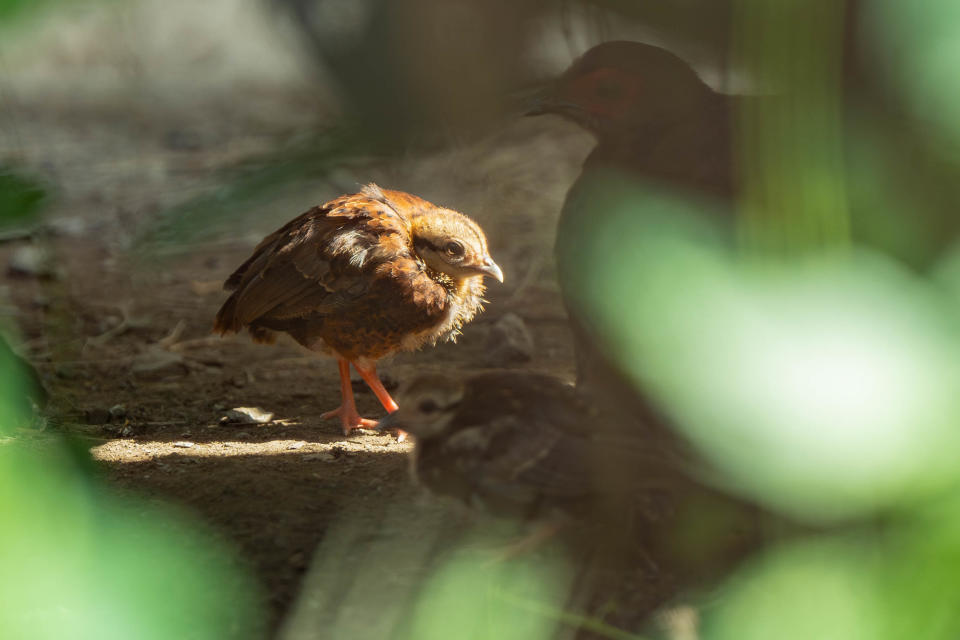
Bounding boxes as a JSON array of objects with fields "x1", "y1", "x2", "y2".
[
  {"x1": 214, "y1": 185, "x2": 503, "y2": 434},
  {"x1": 381, "y1": 372, "x2": 775, "y2": 585},
  {"x1": 379, "y1": 372, "x2": 686, "y2": 522}
]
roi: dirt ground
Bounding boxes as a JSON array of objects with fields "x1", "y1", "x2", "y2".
[{"x1": 0, "y1": 80, "x2": 637, "y2": 632}]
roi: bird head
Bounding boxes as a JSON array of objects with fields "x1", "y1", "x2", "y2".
[
  {"x1": 527, "y1": 41, "x2": 715, "y2": 140},
  {"x1": 411, "y1": 210, "x2": 504, "y2": 283},
  {"x1": 376, "y1": 374, "x2": 466, "y2": 439}
]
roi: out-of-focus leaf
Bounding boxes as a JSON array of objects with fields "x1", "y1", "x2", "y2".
[
  {"x1": 0, "y1": 168, "x2": 48, "y2": 228},
  {"x1": 0, "y1": 0, "x2": 36, "y2": 21},
  {"x1": 404, "y1": 547, "x2": 572, "y2": 640},
  {"x1": 867, "y1": 0, "x2": 960, "y2": 152},
  {"x1": 565, "y1": 181, "x2": 960, "y2": 522},
  {"x1": 706, "y1": 513, "x2": 960, "y2": 640},
  {"x1": 0, "y1": 352, "x2": 263, "y2": 638},
  {"x1": 705, "y1": 537, "x2": 884, "y2": 640}
]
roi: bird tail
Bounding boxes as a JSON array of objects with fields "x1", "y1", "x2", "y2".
[
  {"x1": 214, "y1": 293, "x2": 277, "y2": 344},
  {"x1": 213, "y1": 293, "x2": 242, "y2": 335}
]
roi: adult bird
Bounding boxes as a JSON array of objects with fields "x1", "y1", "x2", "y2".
[
  {"x1": 214, "y1": 184, "x2": 503, "y2": 435},
  {"x1": 527, "y1": 41, "x2": 737, "y2": 434}
]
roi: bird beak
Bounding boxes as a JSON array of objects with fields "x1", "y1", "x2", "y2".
[
  {"x1": 476, "y1": 257, "x2": 504, "y2": 283},
  {"x1": 524, "y1": 81, "x2": 589, "y2": 119},
  {"x1": 525, "y1": 92, "x2": 554, "y2": 117},
  {"x1": 375, "y1": 412, "x2": 401, "y2": 432},
  {"x1": 526, "y1": 97, "x2": 586, "y2": 118},
  {"x1": 524, "y1": 81, "x2": 556, "y2": 117}
]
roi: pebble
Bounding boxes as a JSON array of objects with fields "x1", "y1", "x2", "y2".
[
  {"x1": 172, "y1": 441, "x2": 194, "y2": 448},
  {"x1": 220, "y1": 406, "x2": 274, "y2": 425},
  {"x1": 287, "y1": 442, "x2": 305, "y2": 450},
  {"x1": 8, "y1": 245, "x2": 55, "y2": 279}
]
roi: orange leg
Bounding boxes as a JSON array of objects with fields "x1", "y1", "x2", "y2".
[
  {"x1": 321, "y1": 359, "x2": 379, "y2": 434},
  {"x1": 352, "y1": 362, "x2": 408, "y2": 442}
]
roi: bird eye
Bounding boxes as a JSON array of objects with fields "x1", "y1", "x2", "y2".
[
  {"x1": 595, "y1": 78, "x2": 624, "y2": 100},
  {"x1": 444, "y1": 241, "x2": 465, "y2": 257},
  {"x1": 418, "y1": 399, "x2": 439, "y2": 413}
]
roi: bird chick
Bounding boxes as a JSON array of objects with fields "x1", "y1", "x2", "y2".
[
  {"x1": 214, "y1": 185, "x2": 503, "y2": 435},
  {"x1": 381, "y1": 372, "x2": 775, "y2": 583},
  {"x1": 378, "y1": 371, "x2": 683, "y2": 524}
]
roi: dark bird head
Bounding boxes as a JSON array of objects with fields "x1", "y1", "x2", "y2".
[
  {"x1": 411, "y1": 210, "x2": 504, "y2": 284},
  {"x1": 377, "y1": 374, "x2": 466, "y2": 439},
  {"x1": 527, "y1": 41, "x2": 716, "y2": 140}
]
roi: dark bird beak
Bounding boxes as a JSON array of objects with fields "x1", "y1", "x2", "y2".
[
  {"x1": 375, "y1": 412, "x2": 401, "y2": 432},
  {"x1": 524, "y1": 81, "x2": 556, "y2": 117},
  {"x1": 524, "y1": 82, "x2": 587, "y2": 119},
  {"x1": 477, "y1": 257, "x2": 504, "y2": 283},
  {"x1": 526, "y1": 97, "x2": 586, "y2": 118},
  {"x1": 525, "y1": 92, "x2": 554, "y2": 117}
]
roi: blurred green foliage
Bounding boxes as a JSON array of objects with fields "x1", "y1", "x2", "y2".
[
  {"x1": 568, "y1": 181, "x2": 960, "y2": 522},
  {"x1": 0, "y1": 81, "x2": 261, "y2": 639},
  {"x1": 0, "y1": 168, "x2": 48, "y2": 229},
  {"x1": 405, "y1": 550, "x2": 571, "y2": 640},
  {"x1": 869, "y1": 0, "x2": 960, "y2": 151},
  {"x1": 0, "y1": 348, "x2": 264, "y2": 639},
  {"x1": 0, "y1": 0, "x2": 35, "y2": 21}
]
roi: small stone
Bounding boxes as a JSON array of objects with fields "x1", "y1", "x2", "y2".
[
  {"x1": 47, "y1": 217, "x2": 87, "y2": 238},
  {"x1": 221, "y1": 406, "x2": 274, "y2": 424},
  {"x1": 173, "y1": 441, "x2": 194, "y2": 448},
  {"x1": 287, "y1": 441, "x2": 305, "y2": 450},
  {"x1": 108, "y1": 404, "x2": 127, "y2": 420},
  {"x1": 8, "y1": 245, "x2": 55, "y2": 279},
  {"x1": 84, "y1": 407, "x2": 111, "y2": 424},
  {"x1": 485, "y1": 312, "x2": 534, "y2": 365}
]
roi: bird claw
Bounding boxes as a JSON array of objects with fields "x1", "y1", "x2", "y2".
[{"x1": 321, "y1": 406, "x2": 379, "y2": 434}]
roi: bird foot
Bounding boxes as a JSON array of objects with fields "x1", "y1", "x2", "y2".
[
  {"x1": 321, "y1": 406, "x2": 379, "y2": 434},
  {"x1": 488, "y1": 521, "x2": 564, "y2": 562}
]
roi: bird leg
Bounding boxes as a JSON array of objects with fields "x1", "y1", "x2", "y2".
[
  {"x1": 351, "y1": 362, "x2": 408, "y2": 442},
  {"x1": 321, "y1": 358, "x2": 379, "y2": 434},
  {"x1": 491, "y1": 520, "x2": 564, "y2": 562}
]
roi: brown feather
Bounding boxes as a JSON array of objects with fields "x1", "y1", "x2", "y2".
[{"x1": 214, "y1": 185, "x2": 496, "y2": 363}]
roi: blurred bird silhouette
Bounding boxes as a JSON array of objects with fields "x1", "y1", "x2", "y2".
[
  {"x1": 527, "y1": 41, "x2": 737, "y2": 435},
  {"x1": 214, "y1": 185, "x2": 503, "y2": 435},
  {"x1": 380, "y1": 371, "x2": 772, "y2": 590},
  {"x1": 379, "y1": 371, "x2": 682, "y2": 520}
]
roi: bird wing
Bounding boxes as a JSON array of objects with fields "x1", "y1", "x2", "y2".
[{"x1": 217, "y1": 191, "x2": 415, "y2": 330}]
